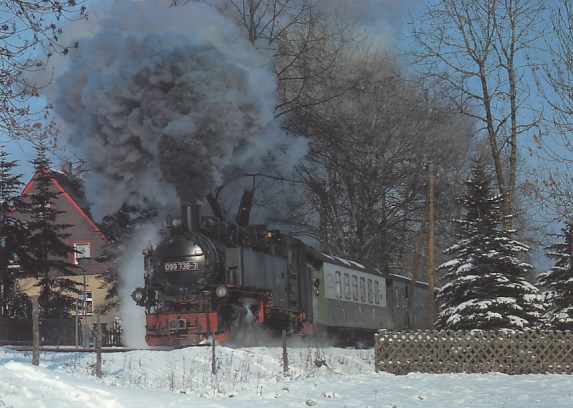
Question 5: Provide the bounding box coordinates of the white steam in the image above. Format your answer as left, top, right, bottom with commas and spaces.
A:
117, 223, 161, 349
54, 0, 307, 219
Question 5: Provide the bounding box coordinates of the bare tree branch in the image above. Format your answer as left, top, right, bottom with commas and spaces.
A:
408, 0, 547, 230
0, 0, 86, 142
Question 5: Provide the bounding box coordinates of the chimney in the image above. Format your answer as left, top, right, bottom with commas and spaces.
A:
181, 204, 202, 233
61, 161, 72, 176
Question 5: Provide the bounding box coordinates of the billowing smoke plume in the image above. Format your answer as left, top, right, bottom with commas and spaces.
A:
46, 1, 308, 346
54, 0, 307, 218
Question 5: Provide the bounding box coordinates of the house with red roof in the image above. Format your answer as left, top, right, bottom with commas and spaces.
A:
13, 162, 120, 344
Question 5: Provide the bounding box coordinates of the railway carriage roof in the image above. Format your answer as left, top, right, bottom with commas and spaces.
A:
306, 247, 386, 278
388, 273, 429, 287
306, 247, 435, 288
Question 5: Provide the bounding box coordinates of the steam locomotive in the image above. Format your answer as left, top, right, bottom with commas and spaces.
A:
131, 204, 431, 347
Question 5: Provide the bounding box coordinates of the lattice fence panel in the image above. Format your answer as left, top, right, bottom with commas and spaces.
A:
375, 330, 573, 375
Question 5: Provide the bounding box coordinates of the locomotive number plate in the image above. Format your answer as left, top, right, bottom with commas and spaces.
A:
164, 261, 198, 272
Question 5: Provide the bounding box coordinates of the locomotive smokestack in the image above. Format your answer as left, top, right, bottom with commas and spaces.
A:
182, 204, 202, 233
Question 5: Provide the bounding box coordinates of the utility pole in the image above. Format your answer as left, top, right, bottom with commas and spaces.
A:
427, 162, 435, 327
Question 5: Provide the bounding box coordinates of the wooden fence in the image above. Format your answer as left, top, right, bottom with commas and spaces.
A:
375, 330, 573, 375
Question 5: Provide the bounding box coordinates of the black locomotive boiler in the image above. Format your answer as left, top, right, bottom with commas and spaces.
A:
131, 204, 431, 347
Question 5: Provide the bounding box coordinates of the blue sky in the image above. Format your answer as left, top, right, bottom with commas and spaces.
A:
1, 0, 563, 242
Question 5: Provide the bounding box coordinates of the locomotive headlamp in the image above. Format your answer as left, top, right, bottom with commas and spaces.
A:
131, 288, 146, 305
215, 285, 228, 298
171, 217, 182, 228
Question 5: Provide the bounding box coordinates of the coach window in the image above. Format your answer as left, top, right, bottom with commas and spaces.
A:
352, 275, 358, 301
360, 277, 366, 302
344, 273, 350, 300
374, 281, 380, 304
335, 271, 342, 298
367, 279, 373, 303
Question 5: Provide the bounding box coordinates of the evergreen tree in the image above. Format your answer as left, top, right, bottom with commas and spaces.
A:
436, 158, 541, 330
23, 139, 80, 318
0, 145, 31, 317
537, 221, 573, 329
96, 199, 157, 313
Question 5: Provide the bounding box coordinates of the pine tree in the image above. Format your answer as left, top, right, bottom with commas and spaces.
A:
23, 139, 80, 319
537, 221, 573, 329
436, 158, 541, 330
0, 145, 32, 317
96, 200, 157, 312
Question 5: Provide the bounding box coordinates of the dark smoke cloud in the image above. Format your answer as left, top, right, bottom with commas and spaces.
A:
52, 0, 307, 219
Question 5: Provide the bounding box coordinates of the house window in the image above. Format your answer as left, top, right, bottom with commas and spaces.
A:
74, 242, 91, 264
78, 291, 93, 316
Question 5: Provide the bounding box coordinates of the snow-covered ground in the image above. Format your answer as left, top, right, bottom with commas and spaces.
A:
1, 345, 572, 407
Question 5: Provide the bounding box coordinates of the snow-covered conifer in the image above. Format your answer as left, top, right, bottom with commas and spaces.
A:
436, 157, 542, 330
537, 221, 573, 329
0, 146, 32, 317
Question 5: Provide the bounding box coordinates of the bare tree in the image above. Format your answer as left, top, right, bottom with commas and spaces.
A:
207, 0, 354, 118
0, 1, 86, 142
225, 0, 311, 46
273, 3, 358, 119
535, 0, 573, 219
209, 1, 474, 271
283, 50, 474, 271
409, 0, 547, 230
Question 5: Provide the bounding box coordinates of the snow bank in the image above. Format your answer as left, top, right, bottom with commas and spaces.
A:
1, 346, 573, 407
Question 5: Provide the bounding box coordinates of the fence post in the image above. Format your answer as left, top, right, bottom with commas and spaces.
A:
211, 332, 216, 375
282, 330, 289, 374
32, 296, 40, 366
374, 331, 380, 373
95, 314, 102, 378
